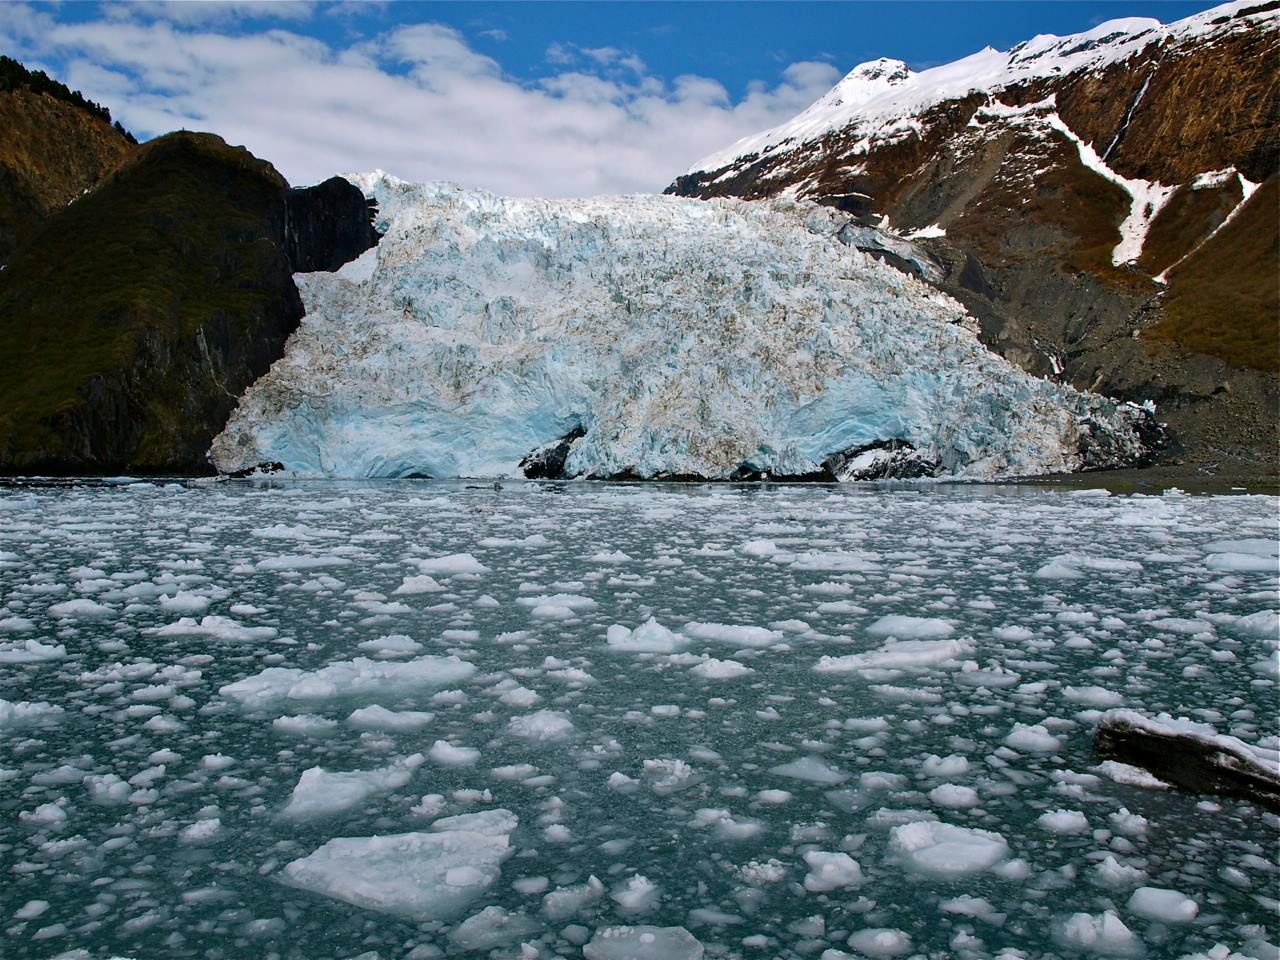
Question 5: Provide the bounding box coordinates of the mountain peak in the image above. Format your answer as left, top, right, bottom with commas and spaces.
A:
821, 57, 912, 110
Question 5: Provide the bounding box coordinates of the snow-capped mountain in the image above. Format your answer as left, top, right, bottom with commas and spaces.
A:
209, 174, 1157, 480
668, 1, 1279, 474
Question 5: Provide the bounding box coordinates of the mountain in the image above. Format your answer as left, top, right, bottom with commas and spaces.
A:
0, 131, 379, 474
667, 1, 1279, 476
0, 56, 137, 267
209, 174, 1159, 481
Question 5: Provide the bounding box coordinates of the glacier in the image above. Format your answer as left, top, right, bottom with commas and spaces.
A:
209, 173, 1155, 480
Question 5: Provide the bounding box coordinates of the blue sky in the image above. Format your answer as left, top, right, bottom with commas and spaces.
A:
2, 1, 1223, 194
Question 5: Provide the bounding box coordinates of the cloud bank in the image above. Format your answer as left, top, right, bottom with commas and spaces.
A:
1, 3, 840, 195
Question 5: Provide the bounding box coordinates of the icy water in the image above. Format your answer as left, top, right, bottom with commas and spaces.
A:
1, 480, 1277, 960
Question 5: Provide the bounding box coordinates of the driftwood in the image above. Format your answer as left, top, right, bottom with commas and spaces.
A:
1095, 710, 1280, 813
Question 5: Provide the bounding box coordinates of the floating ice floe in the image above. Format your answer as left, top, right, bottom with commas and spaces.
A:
413, 553, 489, 576
346, 704, 434, 731
681, 621, 783, 648
507, 710, 575, 742
607, 618, 686, 653
219, 655, 476, 710
814, 637, 971, 673
768, 756, 849, 784
1127, 886, 1199, 923
888, 821, 1009, 878
281, 754, 424, 818
0, 698, 64, 728
281, 809, 516, 920
151, 615, 278, 642
0, 638, 66, 663
583, 925, 703, 960
1054, 910, 1140, 957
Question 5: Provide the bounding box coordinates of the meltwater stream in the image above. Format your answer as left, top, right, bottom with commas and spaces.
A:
0, 481, 1276, 960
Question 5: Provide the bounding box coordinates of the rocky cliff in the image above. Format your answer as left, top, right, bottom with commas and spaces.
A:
0, 132, 379, 474
668, 1, 1279, 476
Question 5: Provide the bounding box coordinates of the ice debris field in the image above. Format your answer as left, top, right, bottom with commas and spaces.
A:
0, 480, 1277, 960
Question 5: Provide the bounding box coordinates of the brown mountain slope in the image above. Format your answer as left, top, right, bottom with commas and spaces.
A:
668, 4, 1279, 475
0, 60, 137, 266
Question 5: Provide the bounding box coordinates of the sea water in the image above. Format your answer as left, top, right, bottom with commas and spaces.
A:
0, 480, 1276, 960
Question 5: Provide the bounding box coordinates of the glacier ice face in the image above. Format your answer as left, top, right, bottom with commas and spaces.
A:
210, 174, 1152, 480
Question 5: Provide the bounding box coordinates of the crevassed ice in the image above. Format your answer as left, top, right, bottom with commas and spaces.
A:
210, 176, 1150, 480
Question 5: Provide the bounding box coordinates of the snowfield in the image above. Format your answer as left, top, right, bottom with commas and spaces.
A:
210, 176, 1154, 479
0, 479, 1276, 959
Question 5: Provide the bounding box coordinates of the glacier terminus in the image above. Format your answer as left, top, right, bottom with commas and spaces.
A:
210, 175, 1159, 481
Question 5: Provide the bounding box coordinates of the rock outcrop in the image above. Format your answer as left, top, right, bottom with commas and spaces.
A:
668, 2, 1279, 477
0, 132, 379, 474
1095, 709, 1280, 812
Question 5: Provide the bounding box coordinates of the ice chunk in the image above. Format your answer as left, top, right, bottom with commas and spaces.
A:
815, 638, 970, 672
414, 553, 489, 576
0, 699, 63, 728
689, 657, 754, 679
1037, 809, 1089, 834
449, 905, 541, 949
888, 821, 1009, 878
0, 638, 65, 663
272, 714, 339, 737
393, 574, 444, 595
866, 615, 953, 639
282, 817, 515, 920
584, 926, 704, 960
256, 554, 351, 571
929, 784, 979, 808
1092, 760, 1169, 790
922, 754, 969, 777
282, 754, 424, 818
769, 756, 849, 784
152, 616, 278, 642
507, 710, 575, 742
47, 598, 115, 619
607, 618, 685, 653
1127, 886, 1198, 923
681, 622, 783, 648
802, 851, 863, 891
429, 740, 479, 766
543, 875, 604, 921
611, 875, 660, 912
220, 655, 475, 710
1054, 911, 1140, 956
347, 705, 434, 731
431, 809, 518, 836
847, 928, 912, 957
357, 634, 422, 658
1004, 723, 1062, 753
1064, 685, 1123, 707
1204, 553, 1278, 573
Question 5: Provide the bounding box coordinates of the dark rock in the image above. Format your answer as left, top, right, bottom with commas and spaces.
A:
823, 440, 940, 480
283, 176, 380, 273
1095, 710, 1280, 812
222, 461, 284, 479
521, 426, 586, 479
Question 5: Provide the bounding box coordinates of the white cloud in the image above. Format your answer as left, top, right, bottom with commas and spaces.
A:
6, 5, 840, 195
103, 1, 318, 26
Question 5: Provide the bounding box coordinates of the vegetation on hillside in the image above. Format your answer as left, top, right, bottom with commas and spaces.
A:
0, 132, 303, 472
0, 55, 135, 141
